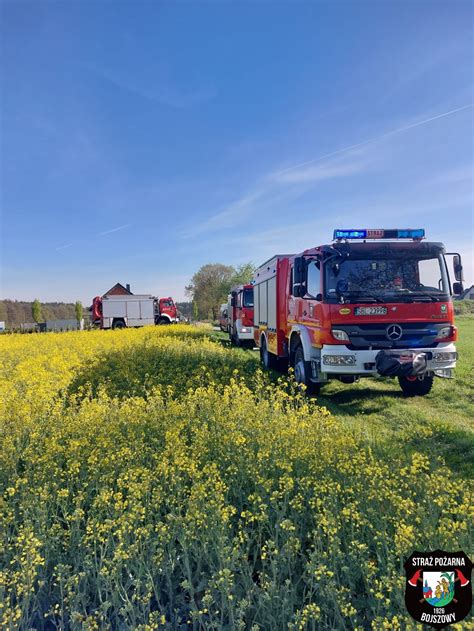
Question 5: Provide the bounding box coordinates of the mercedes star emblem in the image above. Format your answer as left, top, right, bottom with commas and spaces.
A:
386, 324, 403, 341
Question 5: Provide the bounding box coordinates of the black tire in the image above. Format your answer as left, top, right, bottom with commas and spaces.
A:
231, 328, 241, 346
112, 319, 126, 330
157, 317, 170, 325
293, 344, 320, 395
398, 375, 434, 397
260, 336, 277, 369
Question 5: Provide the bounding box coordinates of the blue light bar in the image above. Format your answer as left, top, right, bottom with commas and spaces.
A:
333, 229, 425, 240
333, 229, 367, 239
397, 229, 425, 239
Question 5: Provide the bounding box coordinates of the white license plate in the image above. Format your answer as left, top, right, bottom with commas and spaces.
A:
354, 306, 387, 316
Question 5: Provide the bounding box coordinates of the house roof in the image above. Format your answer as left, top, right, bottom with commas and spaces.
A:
103, 282, 133, 296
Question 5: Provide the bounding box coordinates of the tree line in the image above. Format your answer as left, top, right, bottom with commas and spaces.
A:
0, 300, 85, 327
185, 262, 255, 320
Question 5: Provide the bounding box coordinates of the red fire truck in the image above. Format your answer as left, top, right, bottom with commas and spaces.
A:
253, 229, 463, 396
228, 283, 254, 346
91, 295, 178, 329
219, 303, 229, 332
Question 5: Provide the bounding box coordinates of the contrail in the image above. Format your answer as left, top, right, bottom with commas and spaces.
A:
274, 103, 473, 177
97, 224, 130, 236
55, 243, 74, 251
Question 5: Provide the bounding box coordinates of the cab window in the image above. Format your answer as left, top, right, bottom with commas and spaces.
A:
243, 288, 254, 307
306, 260, 321, 298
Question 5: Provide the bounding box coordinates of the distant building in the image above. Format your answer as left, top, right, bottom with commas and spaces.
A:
456, 284, 474, 300
46, 319, 84, 331
103, 282, 133, 297
20, 322, 38, 332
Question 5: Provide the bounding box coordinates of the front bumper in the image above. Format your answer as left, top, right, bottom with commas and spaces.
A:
319, 343, 457, 376
237, 326, 254, 341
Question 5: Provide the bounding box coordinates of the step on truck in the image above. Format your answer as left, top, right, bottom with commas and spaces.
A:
228, 283, 255, 346
253, 229, 463, 396
92, 295, 178, 329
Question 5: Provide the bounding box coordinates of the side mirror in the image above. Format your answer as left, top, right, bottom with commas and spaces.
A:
230, 291, 237, 307
292, 284, 305, 298
293, 256, 307, 297
453, 282, 463, 296
453, 255, 464, 281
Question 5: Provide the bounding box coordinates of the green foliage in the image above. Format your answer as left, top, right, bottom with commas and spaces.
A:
186, 263, 234, 320
226, 262, 256, 293
175, 301, 193, 320
74, 300, 83, 324
31, 298, 42, 323
454, 299, 474, 316
186, 262, 255, 321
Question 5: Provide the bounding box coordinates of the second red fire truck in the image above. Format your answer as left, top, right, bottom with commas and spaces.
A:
228, 283, 255, 346
253, 229, 463, 396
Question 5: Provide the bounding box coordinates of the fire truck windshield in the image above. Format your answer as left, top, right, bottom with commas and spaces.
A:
324, 253, 450, 303
243, 288, 254, 308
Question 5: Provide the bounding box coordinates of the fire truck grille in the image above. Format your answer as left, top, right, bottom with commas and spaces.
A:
336, 322, 449, 350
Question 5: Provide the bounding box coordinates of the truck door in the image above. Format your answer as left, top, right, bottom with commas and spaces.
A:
301, 259, 323, 347
288, 265, 297, 324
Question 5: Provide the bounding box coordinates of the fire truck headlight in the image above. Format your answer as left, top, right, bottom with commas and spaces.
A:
436, 326, 454, 339
323, 354, 356, 366
332, 329, 350, 342
433, 351, 457, 363
241, 327, 251, 333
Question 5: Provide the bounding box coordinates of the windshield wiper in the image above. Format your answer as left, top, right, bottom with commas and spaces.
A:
386, 292, 442, 303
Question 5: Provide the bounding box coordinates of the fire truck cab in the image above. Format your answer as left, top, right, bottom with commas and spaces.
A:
228, 283, 255, 346
156, 297, 178, 325
254, 229, 463, 396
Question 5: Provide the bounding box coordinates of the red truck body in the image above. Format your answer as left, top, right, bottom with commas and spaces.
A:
253, 229, 463, 396
228, 283, 254, 346
157, 297, 178, 324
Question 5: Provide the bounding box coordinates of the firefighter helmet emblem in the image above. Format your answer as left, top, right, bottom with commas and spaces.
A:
404, 550, 472, 628
386, 324, 403, 341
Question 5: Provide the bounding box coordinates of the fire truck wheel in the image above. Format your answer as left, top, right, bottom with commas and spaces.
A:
231, 330, 240, 346
398, 375, 433, 396
157, 317, 170, 325
112, 319, 126, 330
294, 345, 319, 395
260, 337, 277, 369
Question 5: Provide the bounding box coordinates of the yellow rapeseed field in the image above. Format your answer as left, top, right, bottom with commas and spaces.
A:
0, 325, 472, 630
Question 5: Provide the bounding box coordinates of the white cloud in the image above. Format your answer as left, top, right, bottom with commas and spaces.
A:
269, 150, 370, 184
184, 102, 473, 240
184, 149, 373, 238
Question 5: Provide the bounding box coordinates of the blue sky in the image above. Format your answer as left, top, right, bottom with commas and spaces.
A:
1, 0, 473, 303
